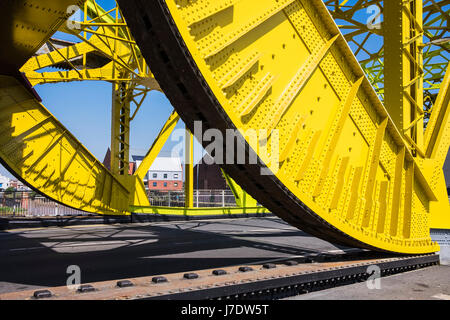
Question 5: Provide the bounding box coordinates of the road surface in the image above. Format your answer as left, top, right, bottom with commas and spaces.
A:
0, 216, 351, 294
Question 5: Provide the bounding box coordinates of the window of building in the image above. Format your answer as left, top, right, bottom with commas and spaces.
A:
174, 174, 178, 179
164, 182, 168, 187
164, 173, 168, 179
174, 183, 178, 187
153, 173, 157, 179
153, 182, 157, 187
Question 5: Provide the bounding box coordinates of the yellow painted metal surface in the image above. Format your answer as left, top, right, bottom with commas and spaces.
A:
385, 0, 424, 154
423, 64, 450, 229
184, 130, 194, 208
20, 2, 161, 88
0, 0, 84, 73
131, 205, 270, 216
0, 0, 449, 253
134, 111, 180, 181
7, 1, 162, 212
222, 169, 258, 208
0, 75, 130, 215
117, 0, 449, 254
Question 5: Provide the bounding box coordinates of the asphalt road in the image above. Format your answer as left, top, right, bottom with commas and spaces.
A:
0, 217, 351, 294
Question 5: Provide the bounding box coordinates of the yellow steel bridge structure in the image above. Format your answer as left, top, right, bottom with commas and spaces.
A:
0, 0, 449, 254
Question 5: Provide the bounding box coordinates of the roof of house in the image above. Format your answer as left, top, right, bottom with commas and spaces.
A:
103, 148, 111, 170
132, 155, 145, 162
133, 156, 182, 172
150, 157, 182, 172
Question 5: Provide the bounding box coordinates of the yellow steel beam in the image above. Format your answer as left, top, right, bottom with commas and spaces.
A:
0, 0, 84, 73
15, 1, 162, 211
118, 0, 444, 253
385, 0, 425, 154
131, 205, 270, 216
134, 111, 180, 181
423, 64, 450, 229
111, 80, 131, 178
0, 75, 129, 215
184, 129, 194, 208
0, 0, 267, 218
20, 1, 160, 90
1, 0, 449, 253
221, 169, 258, 208
425, 64, 450, 164
125, 91, 180, 209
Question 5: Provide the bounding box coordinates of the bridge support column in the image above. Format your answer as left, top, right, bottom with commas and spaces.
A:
185, 129, 194, 208
111, 81, 131, 178
385, 0, 424, 155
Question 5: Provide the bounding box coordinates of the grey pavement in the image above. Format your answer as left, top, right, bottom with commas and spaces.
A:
2, 216, 448, 300
285, 265, 450, 300
0, 217, 349, 294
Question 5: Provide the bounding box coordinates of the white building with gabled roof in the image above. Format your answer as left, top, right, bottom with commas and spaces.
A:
132, 155, 183, 191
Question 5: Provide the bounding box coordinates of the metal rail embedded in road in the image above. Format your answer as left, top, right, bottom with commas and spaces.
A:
0, 252, 439, 300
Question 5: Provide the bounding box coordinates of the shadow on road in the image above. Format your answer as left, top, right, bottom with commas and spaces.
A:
0, 218, 349, 291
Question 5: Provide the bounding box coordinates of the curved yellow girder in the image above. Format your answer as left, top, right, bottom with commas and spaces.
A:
0, 75, 131, 214
117, 0, 449, 253
0, 0, 448, 254
0, 0, 164, 214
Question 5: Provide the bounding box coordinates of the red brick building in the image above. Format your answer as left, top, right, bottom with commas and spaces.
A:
193, 154, 228, 190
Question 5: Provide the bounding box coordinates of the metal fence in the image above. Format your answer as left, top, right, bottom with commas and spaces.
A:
0, 189, 243, 217
148, 190, 238, 207
0, 192, 89, 217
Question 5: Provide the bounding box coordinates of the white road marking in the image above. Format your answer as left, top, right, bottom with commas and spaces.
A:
9, 247, 43, 252
1, 216, 277, 234
8, 239, 156, 251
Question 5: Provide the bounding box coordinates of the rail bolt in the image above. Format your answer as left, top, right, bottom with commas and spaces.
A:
152, 276, 168, 284
239, 266, 254, 272
212, 269, 227, 276
33, 290, 52, 299
117, 280, 134, 288
77, 285, 95, 293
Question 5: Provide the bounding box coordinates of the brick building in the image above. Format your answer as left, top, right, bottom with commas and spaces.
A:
193, 154, 228, 190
